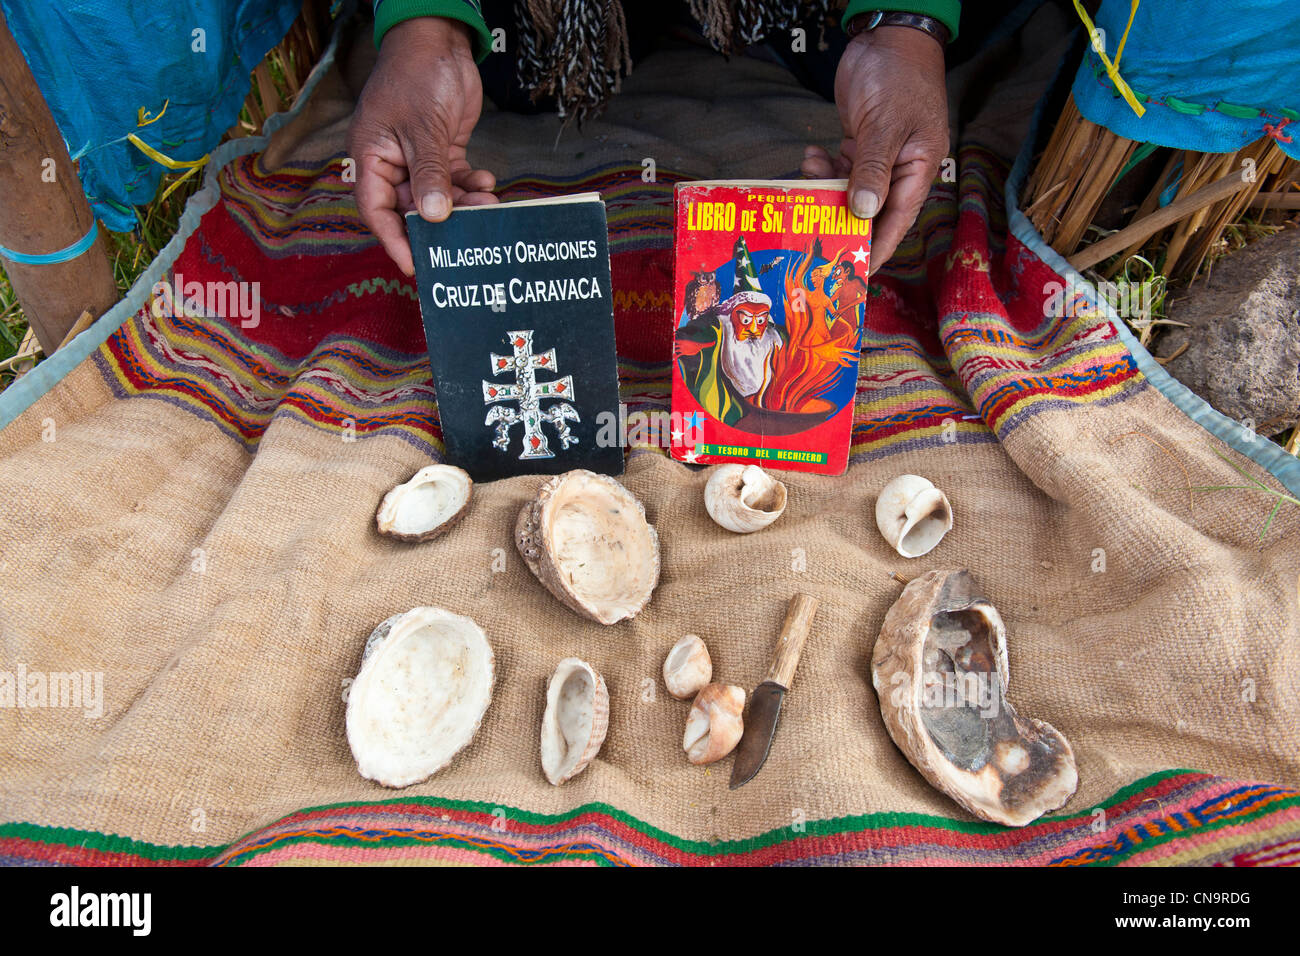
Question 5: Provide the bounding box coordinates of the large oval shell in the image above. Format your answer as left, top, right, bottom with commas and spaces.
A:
346, 606, 495, 788
704, 464, 787, 533
871, 569, 1077, 826
874, 474, 953, 558
515, 469, 660, 625
376, 464, 473, 542
540, 657, 609, 785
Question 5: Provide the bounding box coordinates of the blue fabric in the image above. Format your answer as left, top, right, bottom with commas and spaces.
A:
1072, 0, 1300, 160
1, 0, 301, 232
0, 14, 343, 434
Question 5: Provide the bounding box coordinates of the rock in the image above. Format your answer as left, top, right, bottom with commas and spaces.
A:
1156, 228, 1300, 436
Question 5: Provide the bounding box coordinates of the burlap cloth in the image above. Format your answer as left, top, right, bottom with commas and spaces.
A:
0, 7, 1296, 859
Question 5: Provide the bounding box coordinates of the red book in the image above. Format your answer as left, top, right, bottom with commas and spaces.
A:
669, 180, 871, 475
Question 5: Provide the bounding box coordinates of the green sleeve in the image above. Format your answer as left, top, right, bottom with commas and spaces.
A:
842, 0, 961, 42
372, 0, 494, 61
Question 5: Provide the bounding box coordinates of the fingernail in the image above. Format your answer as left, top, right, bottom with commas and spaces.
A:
421, 192, 450, 221
851, 189, 880, 219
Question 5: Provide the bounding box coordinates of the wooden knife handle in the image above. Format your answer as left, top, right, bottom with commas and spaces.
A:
765, 593, 820, 689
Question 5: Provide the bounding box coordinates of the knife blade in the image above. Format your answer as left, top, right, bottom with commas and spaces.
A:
730, 592, 820, 789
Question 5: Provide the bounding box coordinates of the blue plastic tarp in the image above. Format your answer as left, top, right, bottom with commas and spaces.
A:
1, 0, 301, 232
1072, 0, 1300, 160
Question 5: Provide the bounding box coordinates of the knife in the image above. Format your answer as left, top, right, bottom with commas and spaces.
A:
729, 592, 820, 789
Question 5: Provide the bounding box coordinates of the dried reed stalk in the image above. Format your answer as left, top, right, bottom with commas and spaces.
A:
279, 21, 307, 99
1179, 141, 1288, 277
1023, 93, 1135, 254
1251, 191, 1300, 210
1101, 150, 1180, 277
241, 87, 266, 132
254, 62, 282, 119
1069, 172, 1253, 273
1160, 151, 1231, 275
1028, 89, 1300, 279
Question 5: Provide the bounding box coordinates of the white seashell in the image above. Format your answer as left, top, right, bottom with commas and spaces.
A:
872, 569, 1078, 826
662, 634, 713, 699
540, 657, 609, 785
346, 606, 495, 788
704, 464, 787, 533
683, 683, 745, 765
516, 469, 660, 625
874, 474, 953, 558
376, 464, 472, 542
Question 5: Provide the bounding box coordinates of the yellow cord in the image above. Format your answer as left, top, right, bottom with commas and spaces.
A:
136, 99, 170, 127
127, 133, 210, 170
129, 98, 209, 202
157, 163, 202, 204
1114, 0, 1139, 69
1073, 0, 1146, 118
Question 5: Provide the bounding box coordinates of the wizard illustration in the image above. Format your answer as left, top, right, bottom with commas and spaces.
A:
675, 235, 861, 431
675, 236, 784, 424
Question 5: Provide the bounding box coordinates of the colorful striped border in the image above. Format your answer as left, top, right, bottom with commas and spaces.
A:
2, 771, 1297, 866
93, 300, 442, 452
66, 136, 1153, 477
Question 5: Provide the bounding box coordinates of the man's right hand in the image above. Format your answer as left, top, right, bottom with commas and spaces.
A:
347, 17, 498, 276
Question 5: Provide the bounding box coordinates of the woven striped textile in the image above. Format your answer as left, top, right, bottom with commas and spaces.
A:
3, 770, 1296, 866
91, 152, 1143, 463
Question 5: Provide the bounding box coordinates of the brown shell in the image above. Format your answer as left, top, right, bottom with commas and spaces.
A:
515, 469, 660, 625
375, 465, 473, 543
871, 569, 1078, 827
540, 657, 610, 785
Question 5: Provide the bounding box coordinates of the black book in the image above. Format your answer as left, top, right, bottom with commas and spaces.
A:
405, 193, 624, 481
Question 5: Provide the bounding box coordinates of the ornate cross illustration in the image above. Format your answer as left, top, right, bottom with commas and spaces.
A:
482, 329, 580, 459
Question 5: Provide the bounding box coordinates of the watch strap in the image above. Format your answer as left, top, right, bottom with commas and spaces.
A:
846, 10, 952, 46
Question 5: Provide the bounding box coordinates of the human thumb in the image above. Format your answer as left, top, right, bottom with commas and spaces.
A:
406, 122, 454, 223
847, 117, 906, 221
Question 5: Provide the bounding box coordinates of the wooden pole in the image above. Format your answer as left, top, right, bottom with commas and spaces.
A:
1068, 173, 1254, 273
1250, 191, 1300, 210
0, 8, 118, 353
